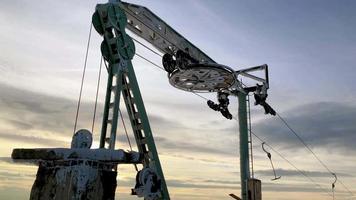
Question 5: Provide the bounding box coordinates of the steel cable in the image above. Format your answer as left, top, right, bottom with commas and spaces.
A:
130, 36, 353, 198
73, 23, 93, 135
91, 56, 103, 133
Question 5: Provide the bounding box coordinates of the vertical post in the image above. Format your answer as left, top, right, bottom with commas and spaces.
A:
238, 92, 250, 200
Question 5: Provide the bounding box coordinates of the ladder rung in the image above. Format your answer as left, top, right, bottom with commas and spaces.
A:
109, 103, 115, 108
133, 112, 140, 119
148, 152, 153, 158
107, 119, 113, 124
134, 123, 143, 131
111, 86, 117, 91
138, 138, 147, 145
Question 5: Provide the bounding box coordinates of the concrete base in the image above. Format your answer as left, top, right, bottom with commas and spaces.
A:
30, 162, 117, 200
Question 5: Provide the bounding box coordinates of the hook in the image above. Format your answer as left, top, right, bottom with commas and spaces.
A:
332, 173, 337, 189
262, 142, 281, 181
332, 173, 337, 200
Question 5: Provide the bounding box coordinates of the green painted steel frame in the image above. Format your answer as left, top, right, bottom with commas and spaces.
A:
93, 2, 170, 200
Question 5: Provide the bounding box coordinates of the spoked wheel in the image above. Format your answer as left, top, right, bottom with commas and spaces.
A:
168, 63, 236, 93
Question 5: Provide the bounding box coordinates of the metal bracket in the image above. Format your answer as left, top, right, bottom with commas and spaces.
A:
234, 64, 269, 92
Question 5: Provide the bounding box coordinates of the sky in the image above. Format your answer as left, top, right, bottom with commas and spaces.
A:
0, 0, 356, 200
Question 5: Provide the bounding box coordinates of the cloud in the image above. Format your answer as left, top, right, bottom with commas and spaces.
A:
0, 157, 13, 164
0, 83, 232, 156
262, 182, 330, 194
255, 168, 352, 178
1, 119, 33, 130
0, 132, 66, 147
167, 179, 238, 190
154, 136, 233, 155
249, 101, 356, 152
0, 170, 34, 181
0, 83, 82, 135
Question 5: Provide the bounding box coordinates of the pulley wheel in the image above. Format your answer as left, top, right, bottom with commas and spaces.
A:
169, 63, 236, 93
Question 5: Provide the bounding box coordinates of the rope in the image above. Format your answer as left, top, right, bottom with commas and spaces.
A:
250, 130, 333, 197
134, 52, 335, 198
129, 41, 355, 198
73, 23, 93, 135
275, 112, 354, 196
192, 92, 209, 101
132, 37, 162, 57
91, 57, 103, 133
135, 53, 165, 70
119, 108, 138, 172
276, 112, 334, 173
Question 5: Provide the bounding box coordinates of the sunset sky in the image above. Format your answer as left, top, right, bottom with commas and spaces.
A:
0, 0, 356, 200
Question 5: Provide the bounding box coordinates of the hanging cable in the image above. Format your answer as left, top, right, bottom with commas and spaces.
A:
91, 57, 103, 133
252, 131, 332, 197
135, 53, 164, 70
275, 112, 354, 197
276, 112, 333, 173
73, 23, 93, 135
130, 46, 342, 198
118, 108, 138, 172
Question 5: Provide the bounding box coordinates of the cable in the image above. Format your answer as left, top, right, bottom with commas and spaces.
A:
275, 112, 355, 197
276, 112, 333, 173
250, 130, 333, 197
73, 23, 93, 135
118, 108, 138, 172
190, 89, 333, 197
192, 92, 209, 101
132, 37, 162, 57
91, 56, 103, 133
135, 53, 165, 70
136, 54, 334, 198
129, 38, 353, 195
134, 52, 212, 102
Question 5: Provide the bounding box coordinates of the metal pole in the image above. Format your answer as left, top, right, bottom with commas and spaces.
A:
238, 92, 250, 200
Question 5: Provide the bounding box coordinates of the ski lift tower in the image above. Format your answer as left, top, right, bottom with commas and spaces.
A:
11, 0, 272, 199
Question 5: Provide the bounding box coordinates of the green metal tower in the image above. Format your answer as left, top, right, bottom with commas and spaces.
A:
92, 2, 170, 199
